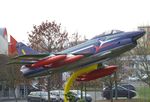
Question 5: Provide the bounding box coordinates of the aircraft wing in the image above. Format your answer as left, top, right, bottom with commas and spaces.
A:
9, 54, 85, 69
12, 53, 92, 60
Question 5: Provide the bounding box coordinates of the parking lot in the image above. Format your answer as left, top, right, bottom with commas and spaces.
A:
0, 91, 101, 102
0, 90, 140, 102
1, 99, 27, 102
0, 97, 141, 102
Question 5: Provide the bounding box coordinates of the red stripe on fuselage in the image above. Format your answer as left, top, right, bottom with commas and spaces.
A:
95, 43, 112, 53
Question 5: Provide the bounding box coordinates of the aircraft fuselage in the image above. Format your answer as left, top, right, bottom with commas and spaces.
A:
21, 30, 145, 78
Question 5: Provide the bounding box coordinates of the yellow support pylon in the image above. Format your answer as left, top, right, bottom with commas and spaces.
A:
64, 64, 98, 102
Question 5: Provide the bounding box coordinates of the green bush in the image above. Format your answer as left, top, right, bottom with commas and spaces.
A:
65, 91, 76, 102
137, 87, 150, 102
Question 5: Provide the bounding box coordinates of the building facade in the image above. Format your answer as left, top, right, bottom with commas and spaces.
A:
138, 26, 150, 41
0, 28, 8, 55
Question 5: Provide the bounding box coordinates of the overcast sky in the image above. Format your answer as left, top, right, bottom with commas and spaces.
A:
0, 0, 150, 43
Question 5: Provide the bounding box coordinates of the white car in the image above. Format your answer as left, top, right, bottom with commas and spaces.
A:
27, 91, 62, 102
70, 90, 92, 102
51, 90, 92, 102
50, 90, 64, 102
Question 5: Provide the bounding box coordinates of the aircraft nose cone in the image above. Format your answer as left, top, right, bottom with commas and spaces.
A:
133, 30, 145, 40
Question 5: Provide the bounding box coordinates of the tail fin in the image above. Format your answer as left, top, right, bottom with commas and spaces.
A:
16, 42, 39, 55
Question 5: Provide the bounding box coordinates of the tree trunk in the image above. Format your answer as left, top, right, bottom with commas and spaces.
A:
109, 76, 113, 102
47, 76, 51, 102
80, 82, 83, 99
84, 83, 87, 99
13, 86, 17, 102
114, 72, 118, 100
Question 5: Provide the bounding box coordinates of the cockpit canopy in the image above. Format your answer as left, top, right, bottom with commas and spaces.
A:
92, 30, 124, 39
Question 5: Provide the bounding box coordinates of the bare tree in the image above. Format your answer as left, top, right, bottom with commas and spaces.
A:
129, 37, 150, 87
92, 56, 131, 87
28, 20, 68, 53
96, 56, 133, 101
68, 32, 87, 48
28, 20, 69, 102
0, 55, 30, 102
0, 54, 9, 82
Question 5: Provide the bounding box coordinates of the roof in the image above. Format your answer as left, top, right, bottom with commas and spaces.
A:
0, 28, 7, 40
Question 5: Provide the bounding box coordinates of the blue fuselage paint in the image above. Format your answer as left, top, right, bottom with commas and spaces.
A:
21, 30, 145, 78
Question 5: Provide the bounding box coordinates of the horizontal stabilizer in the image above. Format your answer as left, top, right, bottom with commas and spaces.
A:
7, 61, 36, 65
13, 54, 50, 60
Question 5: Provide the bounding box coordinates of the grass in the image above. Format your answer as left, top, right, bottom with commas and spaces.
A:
137, 86, 150, 102
96, 99, 143, 102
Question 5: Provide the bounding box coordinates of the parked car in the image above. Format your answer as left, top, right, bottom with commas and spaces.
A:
102, 85, 136, 100
50, 90, 92, 102
70, 90, 92, 102
27, 91, 61, 102
119, 84, 136, 91
50, 90, 65, 102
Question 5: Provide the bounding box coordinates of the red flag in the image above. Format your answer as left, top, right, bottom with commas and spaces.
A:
8, 35, 17, 55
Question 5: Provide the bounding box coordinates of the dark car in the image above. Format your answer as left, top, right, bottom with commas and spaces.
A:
27, 91, 61, 102
119, 84, 136, 91
102, 85, 136, 100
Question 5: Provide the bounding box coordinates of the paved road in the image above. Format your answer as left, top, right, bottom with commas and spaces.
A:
2, 100, 27, 102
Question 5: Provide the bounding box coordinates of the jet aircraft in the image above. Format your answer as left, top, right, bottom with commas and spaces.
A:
9, 30, 145, 79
